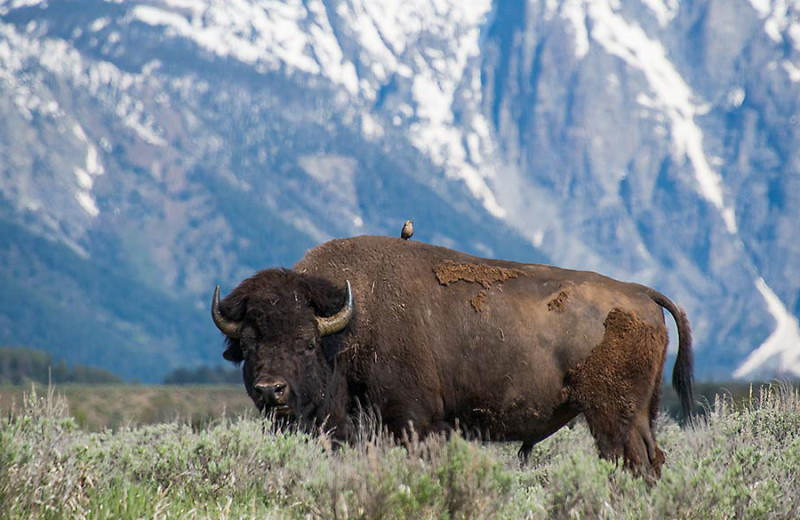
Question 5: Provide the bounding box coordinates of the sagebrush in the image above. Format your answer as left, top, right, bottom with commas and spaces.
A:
1, 384, 798, 519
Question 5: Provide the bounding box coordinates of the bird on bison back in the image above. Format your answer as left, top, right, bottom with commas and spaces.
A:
401, 220, 414, 240
211, 235, 693, 481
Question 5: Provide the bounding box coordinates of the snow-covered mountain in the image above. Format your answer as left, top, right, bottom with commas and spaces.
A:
0, 0, 798, 381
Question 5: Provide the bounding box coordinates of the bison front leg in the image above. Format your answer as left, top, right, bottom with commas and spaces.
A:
517, 403, 580, 465
380, 392, 448, 443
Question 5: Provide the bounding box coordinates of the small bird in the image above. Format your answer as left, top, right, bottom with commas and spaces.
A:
401, 220, 414, 240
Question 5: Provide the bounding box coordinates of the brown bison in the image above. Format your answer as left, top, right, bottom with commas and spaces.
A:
212, 236, 692, 479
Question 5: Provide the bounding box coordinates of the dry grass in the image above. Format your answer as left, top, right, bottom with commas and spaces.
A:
0, 384, 253, 431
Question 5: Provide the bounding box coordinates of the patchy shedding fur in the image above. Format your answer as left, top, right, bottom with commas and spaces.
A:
547, 291, 570, 312
434, 261, 524, 288
435, 261, 524, 313
470, 290, 488, 312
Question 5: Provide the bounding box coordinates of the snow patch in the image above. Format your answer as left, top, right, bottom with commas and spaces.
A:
71, 123, 105, 218
75, 191, 100, 217
640, 0, 679, 27
734, 278, 800, 378
466, 132, 482, 163
782, 59, 800, 82
748, 0, 771, 16
361, 112, 384, 139
74, 167, 93, 190
90, 17, 111, 32
131, 0, 359, 95
587, 1, 738, 234
728, 87, 746, 107
0, 0, 45, 16
560, 1, 590, 58
748, 0, 800, 50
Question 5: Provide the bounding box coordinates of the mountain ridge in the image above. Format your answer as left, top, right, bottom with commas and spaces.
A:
0, 0, 798, 380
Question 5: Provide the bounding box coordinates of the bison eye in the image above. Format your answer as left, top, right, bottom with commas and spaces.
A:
307, 343, 315, 351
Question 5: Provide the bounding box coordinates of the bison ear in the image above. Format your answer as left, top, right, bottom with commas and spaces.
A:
222, 339, 244, 363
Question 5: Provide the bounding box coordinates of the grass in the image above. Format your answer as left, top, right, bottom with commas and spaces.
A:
0, 380, 766, 432
1, 383, 799, 519
0, 384, 253, 431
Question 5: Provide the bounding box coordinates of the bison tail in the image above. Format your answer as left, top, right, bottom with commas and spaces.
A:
647, 288, 694, 419
671, 306, 694, 419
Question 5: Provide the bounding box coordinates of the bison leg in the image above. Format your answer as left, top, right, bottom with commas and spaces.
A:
620, 406, 665, 483
518, 403, 580, 464
567, 308, 668, 479
381, 393, 448, 442
578, 395, 664, 482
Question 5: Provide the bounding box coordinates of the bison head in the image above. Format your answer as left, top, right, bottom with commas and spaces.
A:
211, 269, 353, 427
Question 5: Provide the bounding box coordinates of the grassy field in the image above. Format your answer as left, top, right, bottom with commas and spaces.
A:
0, 384, 254, 431
0, 380, 769, 431
1, 383, 799, 519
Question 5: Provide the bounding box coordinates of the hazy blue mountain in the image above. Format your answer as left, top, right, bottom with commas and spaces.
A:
0, 0, 797, 381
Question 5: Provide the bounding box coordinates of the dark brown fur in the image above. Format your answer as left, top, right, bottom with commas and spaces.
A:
216, 236, 693, 480
218, 269, 354, 430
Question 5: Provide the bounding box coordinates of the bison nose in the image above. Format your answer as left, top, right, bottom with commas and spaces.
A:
254, 378, 290, 406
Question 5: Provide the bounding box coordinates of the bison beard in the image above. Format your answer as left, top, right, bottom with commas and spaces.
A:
212, 236, 693, 481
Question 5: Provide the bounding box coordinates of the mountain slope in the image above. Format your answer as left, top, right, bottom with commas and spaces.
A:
0, 0, 797, 380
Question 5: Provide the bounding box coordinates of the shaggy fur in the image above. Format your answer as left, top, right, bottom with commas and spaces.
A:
215, 236, 693, 479
567, 308, 669, 479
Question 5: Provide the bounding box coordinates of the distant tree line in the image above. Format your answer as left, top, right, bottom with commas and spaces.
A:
162, 364, 240, 385
0, 346, 122, 385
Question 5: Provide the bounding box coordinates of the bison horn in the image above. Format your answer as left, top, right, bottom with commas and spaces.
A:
211, 285, 242, 338
316, 280, 354, 336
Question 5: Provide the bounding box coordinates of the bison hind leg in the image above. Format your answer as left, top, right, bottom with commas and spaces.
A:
623, 408, 665, 483
568, 307, 668, 480
580, 399, 664, 482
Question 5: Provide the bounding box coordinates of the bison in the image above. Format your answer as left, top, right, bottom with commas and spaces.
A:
212, 236, 692, 479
